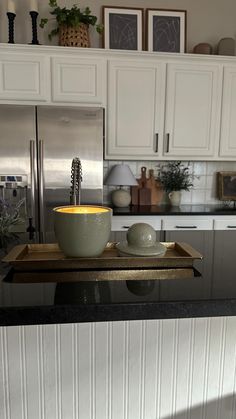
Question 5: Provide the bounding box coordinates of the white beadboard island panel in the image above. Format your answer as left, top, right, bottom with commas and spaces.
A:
1, 318, 236, 419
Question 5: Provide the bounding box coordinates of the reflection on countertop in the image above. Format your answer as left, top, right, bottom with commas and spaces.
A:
1, 267, 236, 326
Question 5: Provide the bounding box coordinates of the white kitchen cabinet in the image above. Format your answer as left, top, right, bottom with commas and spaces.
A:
106, 58, 222, 161
0, 53, 50, 102
3, 44, 236, 162
162, 216, 214, 231
106, 59, 165, 160
219, 65, 236, 158
163, 62, 222, 159
51, 56, 106, 105
214, 217, 236, 230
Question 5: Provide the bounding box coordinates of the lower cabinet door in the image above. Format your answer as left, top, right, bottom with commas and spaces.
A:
212, 231, 236, 297
160, 230, 214, 300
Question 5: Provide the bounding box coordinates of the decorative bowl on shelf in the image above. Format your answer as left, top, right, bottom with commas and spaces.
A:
53, 205, 112, 257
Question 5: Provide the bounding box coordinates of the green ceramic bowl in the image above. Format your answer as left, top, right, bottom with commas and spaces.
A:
53, 205, 112, 257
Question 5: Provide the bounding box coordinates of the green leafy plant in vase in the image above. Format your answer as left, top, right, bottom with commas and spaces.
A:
40, 0, 103, 47
0, 198, 26, 255
158, 161, 195, 206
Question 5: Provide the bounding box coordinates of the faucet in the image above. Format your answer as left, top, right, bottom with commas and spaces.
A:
70, 157, 83, 205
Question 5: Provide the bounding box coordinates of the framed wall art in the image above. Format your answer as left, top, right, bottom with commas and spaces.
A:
103, 6, 144, 51
218, 172, 236, 201
147, 9, 186, 53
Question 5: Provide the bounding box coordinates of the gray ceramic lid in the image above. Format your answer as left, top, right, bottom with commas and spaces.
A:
116, 222, 166, 257
116, 241, 166, 257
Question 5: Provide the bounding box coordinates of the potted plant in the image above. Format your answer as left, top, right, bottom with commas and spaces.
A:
158, 161, 195, 206
40, 0, 103, 47
0, 198, 25, 255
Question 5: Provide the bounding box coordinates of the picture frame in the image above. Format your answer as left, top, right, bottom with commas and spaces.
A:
103, 6, 144, 51
218, 172, 236, 201
147, 9, 186, 53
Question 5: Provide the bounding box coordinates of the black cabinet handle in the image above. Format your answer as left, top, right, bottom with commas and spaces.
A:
175, 225, 197, 229
155, 133, 159, 153
227, 225, 236, 229
122, 226, 130, 229
166, 133, 170, 153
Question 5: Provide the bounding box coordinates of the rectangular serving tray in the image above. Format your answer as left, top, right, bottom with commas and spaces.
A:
3, 242, 202, 274
2, 241, 203, 283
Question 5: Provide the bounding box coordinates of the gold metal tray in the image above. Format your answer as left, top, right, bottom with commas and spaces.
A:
2, 242, 202, 283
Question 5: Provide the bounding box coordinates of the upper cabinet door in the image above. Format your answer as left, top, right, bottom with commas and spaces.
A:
51, 56, 106, 105
0, 54, 49, 101
163, 62, 222, 159
106, 59, 165, 160
219, 66, 236, 158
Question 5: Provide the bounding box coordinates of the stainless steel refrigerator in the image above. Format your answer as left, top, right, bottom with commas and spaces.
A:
0, 105, 104, 243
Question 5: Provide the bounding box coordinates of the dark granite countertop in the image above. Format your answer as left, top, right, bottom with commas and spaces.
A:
112, 204, 236, 216
1, 203, 236, 327
1, 263, 236, 326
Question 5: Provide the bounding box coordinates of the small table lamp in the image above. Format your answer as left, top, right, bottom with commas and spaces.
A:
104, 164, 138, 207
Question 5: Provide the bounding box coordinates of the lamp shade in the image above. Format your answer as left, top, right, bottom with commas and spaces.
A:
104, 164, 138, 186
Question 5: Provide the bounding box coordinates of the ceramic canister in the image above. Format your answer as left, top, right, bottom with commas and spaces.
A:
53, 205, 112, 257
168, 190, 182, 206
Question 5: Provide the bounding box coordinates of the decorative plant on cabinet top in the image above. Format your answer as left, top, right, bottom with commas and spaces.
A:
40, 0, 103, 47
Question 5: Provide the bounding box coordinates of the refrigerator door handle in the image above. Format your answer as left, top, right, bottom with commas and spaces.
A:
39, 139, 45, 242
30, 140, 36, 222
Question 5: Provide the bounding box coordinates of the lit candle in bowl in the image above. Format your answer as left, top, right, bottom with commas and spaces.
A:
7, 0, 15, 14
30, 0, 38, 12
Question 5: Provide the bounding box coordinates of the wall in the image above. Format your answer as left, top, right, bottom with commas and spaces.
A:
1, 317, 236, 419
103, 160, 236, 205
0, 0, 236, 52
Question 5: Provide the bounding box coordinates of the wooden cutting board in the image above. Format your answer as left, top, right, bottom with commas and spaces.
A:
145, 169, 164, 205
131, 167, 163, 206
138, 167, 151, 205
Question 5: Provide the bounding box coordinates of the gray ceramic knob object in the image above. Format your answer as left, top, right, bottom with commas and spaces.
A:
116, 222, 166, 257
127, 223, 156, 247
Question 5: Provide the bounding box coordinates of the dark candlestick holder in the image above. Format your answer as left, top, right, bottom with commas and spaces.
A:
29, 11, 39, 45
7, 12, 16, 44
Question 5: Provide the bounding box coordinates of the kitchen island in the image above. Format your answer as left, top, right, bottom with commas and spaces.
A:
1, 203, 236, 327
2, 253, 236, 419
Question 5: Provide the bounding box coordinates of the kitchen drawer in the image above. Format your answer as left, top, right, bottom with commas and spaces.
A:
111, 216, 161, 231
214, 217, 236, 230
162, 217, 213, 231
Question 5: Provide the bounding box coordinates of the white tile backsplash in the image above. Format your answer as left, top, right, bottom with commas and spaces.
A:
193, 175, 207, 189
193, 161, 207, 175
180, 189, 192, 204
103, 160, 236, 205
191, 189, 206, 204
